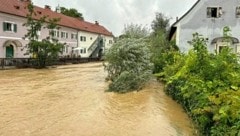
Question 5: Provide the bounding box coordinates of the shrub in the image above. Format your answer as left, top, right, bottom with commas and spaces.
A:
104, 37, 153, 93
159, 32, 240, 135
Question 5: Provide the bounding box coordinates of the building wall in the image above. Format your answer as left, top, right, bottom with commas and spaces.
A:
77, 31, 114, 57
40, 25, 78, 57
0, 12, 101, 58
0, 13, 29, 58
176, 0, 240, 53
104, 35, 114, 52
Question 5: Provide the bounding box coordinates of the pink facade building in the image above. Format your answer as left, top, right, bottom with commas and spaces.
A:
0, 0, 114, 58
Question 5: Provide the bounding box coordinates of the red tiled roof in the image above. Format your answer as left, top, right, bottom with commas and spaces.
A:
0, 0, 113, 36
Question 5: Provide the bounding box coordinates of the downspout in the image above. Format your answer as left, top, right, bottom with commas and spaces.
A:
77, 30, 79, 47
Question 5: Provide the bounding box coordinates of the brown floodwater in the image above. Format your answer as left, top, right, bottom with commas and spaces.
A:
0, 63, 196, 136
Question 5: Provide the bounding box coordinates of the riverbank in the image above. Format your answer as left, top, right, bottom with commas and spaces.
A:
0, 57, 100, 70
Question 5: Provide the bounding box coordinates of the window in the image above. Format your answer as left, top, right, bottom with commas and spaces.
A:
53, 31, 57, 37
66, 45, 68, 53
109, 40, 113, 44
207, 7, 222, 18
61, 31, 66, 38
71, 33, 77, 39
236, 6, 240, 18
50, 30, 59, 37
62, 45, 69, 53
80, 48, 86, 54
219, 46, 228, 53
3, 22, 17, 32
80, 36, 86, 42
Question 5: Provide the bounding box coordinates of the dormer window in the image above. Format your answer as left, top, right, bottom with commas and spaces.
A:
37, 11, 42, 15
14, 5, 20, 10
236, 6, 240, 18
207, 7, 222, 18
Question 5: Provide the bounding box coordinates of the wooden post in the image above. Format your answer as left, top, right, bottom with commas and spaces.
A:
1, 59, 4, 69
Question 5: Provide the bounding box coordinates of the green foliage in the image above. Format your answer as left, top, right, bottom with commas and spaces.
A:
24, 2, 64, 68
59, 7, 84, 20
149, 12, 177, 74
151, 12, 170, 35
158, 31, 240, 135
104, 25, 153, 92
150, 30, 179, 74
120, 24, 150, 39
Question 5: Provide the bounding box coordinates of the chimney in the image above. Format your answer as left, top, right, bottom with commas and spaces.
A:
56, 4, 61, 13
176, 17, 178, 21
45, 5, 51, 10
95, 21, 99, 25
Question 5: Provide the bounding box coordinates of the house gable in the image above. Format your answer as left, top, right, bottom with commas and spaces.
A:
169, 0, 240, 53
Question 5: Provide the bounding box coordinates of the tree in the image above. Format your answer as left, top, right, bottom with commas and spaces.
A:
150, 13, 177, 73
119, 24, 150, 39
150, 30, 175, 73
58, 7, 84, 20
104, 24, 153, 93
24, 2, 64, 68
151, 12, 171, 35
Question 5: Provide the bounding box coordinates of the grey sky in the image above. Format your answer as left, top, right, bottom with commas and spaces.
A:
32, 0, 197, 36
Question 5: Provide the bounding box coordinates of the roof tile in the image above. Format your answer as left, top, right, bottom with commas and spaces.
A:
0, 0, 113, 36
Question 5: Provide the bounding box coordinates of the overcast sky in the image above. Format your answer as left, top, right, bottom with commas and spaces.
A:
32, 0, 197, 36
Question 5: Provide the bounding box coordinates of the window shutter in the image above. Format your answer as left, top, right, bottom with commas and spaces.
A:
236, 7, 240, 17
3, 22, 7, 31
14, 24, 17, 32
207, 7, 211, 18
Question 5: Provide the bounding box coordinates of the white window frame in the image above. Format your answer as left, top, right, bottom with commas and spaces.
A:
3, 21, 17, 32
216, 42, 232, 53
61, 31, 67, 39
80, 36, 86, 42
207, 7, 222, 18
71, 33, 77, 39
51, 30, 59, 38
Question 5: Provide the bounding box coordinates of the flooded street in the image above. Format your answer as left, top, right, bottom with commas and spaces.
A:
0, 63, 195, 136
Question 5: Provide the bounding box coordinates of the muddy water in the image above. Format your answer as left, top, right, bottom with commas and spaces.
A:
0, 63, 195, 136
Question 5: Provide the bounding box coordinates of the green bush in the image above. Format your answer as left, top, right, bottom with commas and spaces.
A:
104, 35, 153, 93
158, 32, 240, 135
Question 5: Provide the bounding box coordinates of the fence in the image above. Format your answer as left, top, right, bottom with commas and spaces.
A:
0, 57, 101, 69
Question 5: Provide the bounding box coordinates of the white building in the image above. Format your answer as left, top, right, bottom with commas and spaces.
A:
169, 0, 240, 54
0, 0, 114, 58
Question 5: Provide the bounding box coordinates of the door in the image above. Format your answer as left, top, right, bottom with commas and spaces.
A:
6, 45, 14, 58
